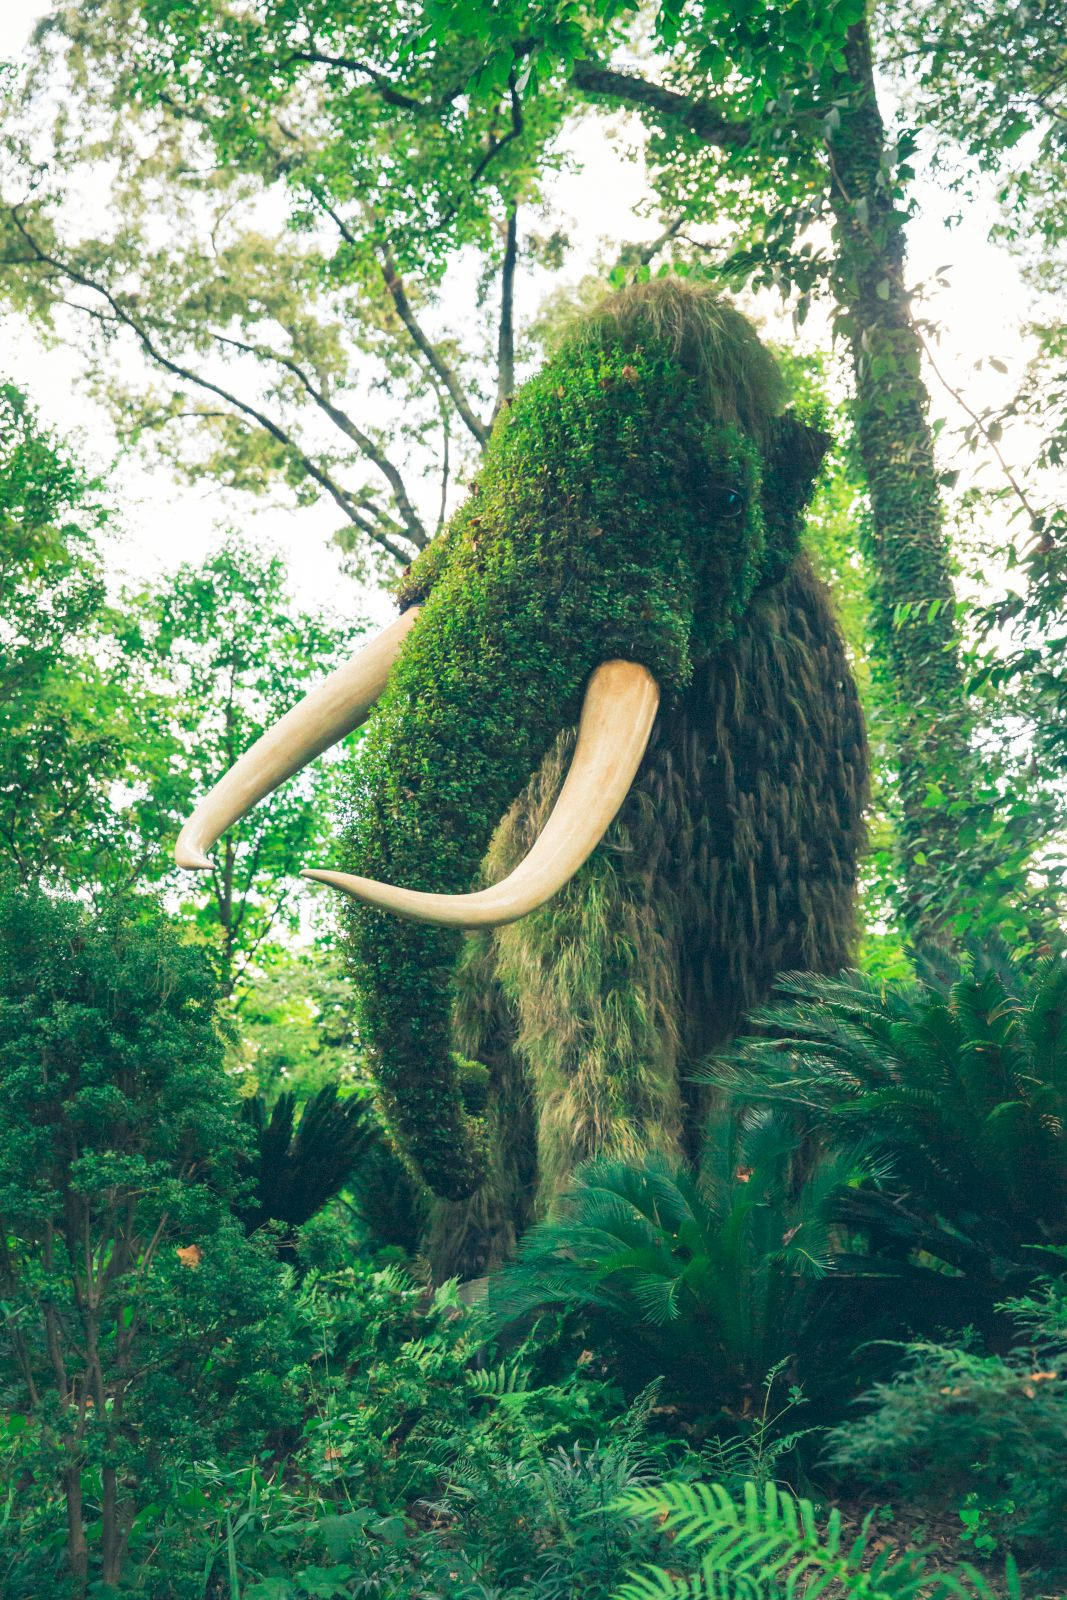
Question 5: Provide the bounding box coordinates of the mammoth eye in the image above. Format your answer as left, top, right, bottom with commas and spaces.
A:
710, 485, 746, 519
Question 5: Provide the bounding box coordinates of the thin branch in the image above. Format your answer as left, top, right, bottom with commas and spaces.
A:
209, 327, 428, 548
493, 206, 518, 423
820, 146, 1041, 530
431, 69, 525, 238
612, 214, 687, 276
7, 209, 413, 564
279, 48, 461, 111
378, 242, 489, 446
920, 336, 1042, 529
468, 70, 525, 196
306, 189, 489, 448
572, 58, 752, 150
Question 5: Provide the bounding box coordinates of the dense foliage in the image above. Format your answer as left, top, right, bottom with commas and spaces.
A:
0, 882, 298, 1592
3, 0, 1045, 939
489, 1115, 880, 1417
708, 946, 1067, 1315
0, 382, 129, 888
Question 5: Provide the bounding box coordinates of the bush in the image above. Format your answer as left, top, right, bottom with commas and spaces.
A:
708, 947, 1067, 1323
825, 1265, 1067, 1575
489, 1111, 880, 1420
121, 1261, 670, 1597
0, 882, 299, 1596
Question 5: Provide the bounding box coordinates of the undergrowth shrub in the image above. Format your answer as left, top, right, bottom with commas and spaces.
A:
611, 1479, 1019, 1600
488, 1111, 881, 1422
825, 1263, 1067, 1577
707, 946, 1067, 1328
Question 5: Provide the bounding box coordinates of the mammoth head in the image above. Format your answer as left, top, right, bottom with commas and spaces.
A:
175, 280, 830, 1199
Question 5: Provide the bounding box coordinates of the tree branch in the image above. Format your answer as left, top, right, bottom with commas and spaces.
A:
305, 188, 490, 448
612, 214, 687, 277
378, 242, 489, 446
493, 206, 518, 423
572, 58, 752, 150
431, 69, 525, 238
279, 48, 461, 112
433, 382, 451, 537
209, 328, 428, 548
7, 208, 414, 565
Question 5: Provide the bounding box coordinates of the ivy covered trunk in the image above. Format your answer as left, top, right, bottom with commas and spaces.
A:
825, 20, 981, 942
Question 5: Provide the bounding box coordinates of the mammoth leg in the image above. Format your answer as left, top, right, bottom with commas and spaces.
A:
478, 731, 686, 1216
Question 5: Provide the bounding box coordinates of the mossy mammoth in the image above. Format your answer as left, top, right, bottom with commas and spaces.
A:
177, 281, 868, 1263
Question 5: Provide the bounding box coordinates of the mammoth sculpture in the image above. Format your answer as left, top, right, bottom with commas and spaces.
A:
177, 280, 868, 1270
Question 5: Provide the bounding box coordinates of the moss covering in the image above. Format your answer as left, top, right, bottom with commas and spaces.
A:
443, 556, 867, 1253
341, 280, 848, 1201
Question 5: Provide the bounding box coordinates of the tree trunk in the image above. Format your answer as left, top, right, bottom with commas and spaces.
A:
63, 1462, 88, 1595
824, 19, 982, 942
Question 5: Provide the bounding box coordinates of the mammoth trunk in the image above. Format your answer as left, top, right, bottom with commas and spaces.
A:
340, 615, 606, 1199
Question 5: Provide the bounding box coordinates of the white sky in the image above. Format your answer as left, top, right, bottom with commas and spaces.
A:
0, 0, 1038, 619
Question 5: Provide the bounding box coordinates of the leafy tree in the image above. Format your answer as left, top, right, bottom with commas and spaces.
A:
225, 940, 360, 1097
6, 0, 1035, 941
881, 0, 1067, 943
0, 1, 555, 574
118, 534, 364, 990
0, 880, 297, 1594
0, 381, 132, 889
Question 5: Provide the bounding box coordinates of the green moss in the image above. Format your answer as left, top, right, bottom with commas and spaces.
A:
341, 280, 840, 1200
449, 557, 868, 1241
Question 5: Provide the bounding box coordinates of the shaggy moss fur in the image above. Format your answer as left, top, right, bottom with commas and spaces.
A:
341, 281, 848, 1201
424, 556, 868, 1271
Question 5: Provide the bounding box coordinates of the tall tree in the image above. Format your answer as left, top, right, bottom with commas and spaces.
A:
881, 0, 1067, 938
0, 380, 132, 888
0, 1, 560, 574
0, 401, 361, 983
1, 0, 1047, 938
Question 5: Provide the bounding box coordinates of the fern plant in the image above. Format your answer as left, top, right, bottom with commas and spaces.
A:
490, 1112, 880, 1416
824, 1263, 1067, 1572
426, 1382, 672, 1599
610, 1480, 1020, 1600
706, 947, 1067, 1302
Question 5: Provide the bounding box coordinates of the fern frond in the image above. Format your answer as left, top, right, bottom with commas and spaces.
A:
611, 1480, 1016, 1600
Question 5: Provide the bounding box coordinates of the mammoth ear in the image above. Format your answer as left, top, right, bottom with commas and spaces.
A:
767, 409, 832, 503
759, 410, 833, 582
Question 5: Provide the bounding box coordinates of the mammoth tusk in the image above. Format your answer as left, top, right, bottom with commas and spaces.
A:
301, 659, 660, 929
174, 606, 421, 870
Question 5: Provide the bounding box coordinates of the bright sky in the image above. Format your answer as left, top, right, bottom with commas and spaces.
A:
0, 0, 1037, 619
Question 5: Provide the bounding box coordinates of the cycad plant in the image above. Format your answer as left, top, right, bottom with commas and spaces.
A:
239, 1083, 375, 1230
706, 947, 1067, 1308
490, 1112, 879, 1417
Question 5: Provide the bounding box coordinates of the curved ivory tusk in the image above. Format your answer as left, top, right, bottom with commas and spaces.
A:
174, 607, 421, 870
301, 659, 660, 929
